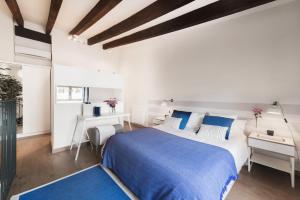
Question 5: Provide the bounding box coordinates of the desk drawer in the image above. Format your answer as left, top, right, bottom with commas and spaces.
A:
248, 138, 295, 156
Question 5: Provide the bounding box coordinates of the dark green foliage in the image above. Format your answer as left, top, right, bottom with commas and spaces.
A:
0, 74, 22, 100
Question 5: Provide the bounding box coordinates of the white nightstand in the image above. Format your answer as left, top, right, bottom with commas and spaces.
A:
248, 132, 296, 188
152, 116, 166, 125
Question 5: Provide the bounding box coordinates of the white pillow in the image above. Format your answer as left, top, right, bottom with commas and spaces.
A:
185, 112, 205, 132
163, 117, 182, 129
197, 124, 228, 141
231, 120, 247, 136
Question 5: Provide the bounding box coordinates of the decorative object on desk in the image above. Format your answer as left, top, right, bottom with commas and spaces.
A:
252, 107, 263, 128
93, 106, 101, 117
266, 101, 299, 160
104, 98, 117, 113
266, 129, 274, 136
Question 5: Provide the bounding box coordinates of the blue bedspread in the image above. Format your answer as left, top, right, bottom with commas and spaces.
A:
102, 128, 238, 200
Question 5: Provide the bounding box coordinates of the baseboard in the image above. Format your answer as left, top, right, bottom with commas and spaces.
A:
17, 131, 50, 139
52, 146, 70, 154
52, 142, 89, 154
124, 121, 146, 128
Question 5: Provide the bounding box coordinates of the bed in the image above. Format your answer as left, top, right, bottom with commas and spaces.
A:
102, 123, 248, 200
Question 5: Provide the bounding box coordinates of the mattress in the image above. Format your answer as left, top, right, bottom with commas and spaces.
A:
102, 127, 248, 200
155, 125, 249, 173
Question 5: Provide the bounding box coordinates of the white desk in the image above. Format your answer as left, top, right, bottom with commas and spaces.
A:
70, 113, 132, 161
248, 132, 295, 188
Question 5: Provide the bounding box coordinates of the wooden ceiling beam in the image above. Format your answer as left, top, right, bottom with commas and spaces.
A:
5, 0, 24, 27
15, 26, 52, 44
46, 0, 63, 34
103, 0, 275, 49
69, 0, 122, 36
88, 0, 196, 45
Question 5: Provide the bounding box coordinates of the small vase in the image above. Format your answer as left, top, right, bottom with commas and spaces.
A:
255, 117, 258, 128
111, 107, 116, 114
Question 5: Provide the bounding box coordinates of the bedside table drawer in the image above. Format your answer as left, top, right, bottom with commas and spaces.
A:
248, 138, 295, 156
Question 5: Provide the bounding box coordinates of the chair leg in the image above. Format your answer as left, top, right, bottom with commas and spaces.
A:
90, 142, 94, 152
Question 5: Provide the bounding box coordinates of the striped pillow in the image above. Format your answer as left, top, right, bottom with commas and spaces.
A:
197, 124, 228, 141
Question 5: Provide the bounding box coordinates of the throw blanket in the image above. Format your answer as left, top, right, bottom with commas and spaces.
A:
102, 128, 238, 200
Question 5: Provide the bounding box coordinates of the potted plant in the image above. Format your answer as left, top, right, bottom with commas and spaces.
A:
0, 73, 22, 101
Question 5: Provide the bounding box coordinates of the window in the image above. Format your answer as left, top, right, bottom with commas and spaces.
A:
71, 87, 83, 100
56, 86, 83, 102
56, 87, 70, 100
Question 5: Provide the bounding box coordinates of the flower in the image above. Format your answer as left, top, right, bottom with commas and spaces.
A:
252, 107, 263, 115
252, 107, 263, 118
104, 98, 117, 108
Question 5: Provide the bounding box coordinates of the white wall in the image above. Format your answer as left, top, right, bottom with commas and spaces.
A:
51, 29, 121, 72
22, 64, 51, 136
119, 1, 300, 120
0, 1, 14, 62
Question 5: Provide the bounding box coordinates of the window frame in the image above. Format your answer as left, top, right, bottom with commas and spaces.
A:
56, 86, 83, 103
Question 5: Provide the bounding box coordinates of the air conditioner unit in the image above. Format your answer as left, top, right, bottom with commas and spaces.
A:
14, 36, 52, 64
15, 45, 51, 60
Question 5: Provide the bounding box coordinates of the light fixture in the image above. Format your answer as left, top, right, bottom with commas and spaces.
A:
67, 35, 74, 40
266, 101, 299, 159
160, 99, 174, 108
68, 34, 87, 45
160, 99, 174, 118
266, 101, 282, 115
163, 98, 174, 103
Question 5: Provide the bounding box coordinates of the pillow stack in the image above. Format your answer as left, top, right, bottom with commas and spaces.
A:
162, 110, 237, 140
163, 117, 183, 129
171, 110, 192, 129
200, 115, 235, 140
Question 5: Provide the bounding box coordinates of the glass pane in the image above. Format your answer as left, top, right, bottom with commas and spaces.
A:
71, 87, 83, 100
56, 87, 70, 100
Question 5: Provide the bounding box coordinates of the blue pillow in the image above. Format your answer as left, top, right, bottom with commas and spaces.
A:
171, 110, 192, 130
201, 115, 234, 140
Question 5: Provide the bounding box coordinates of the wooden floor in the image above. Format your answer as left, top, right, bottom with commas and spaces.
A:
9, 125, 300, 200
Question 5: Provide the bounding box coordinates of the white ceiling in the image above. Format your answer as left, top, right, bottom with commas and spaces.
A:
0, 0, 290, 45
0, 0, 217, 39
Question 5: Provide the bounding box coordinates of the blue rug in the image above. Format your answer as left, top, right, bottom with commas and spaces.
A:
19, 166, 130, 200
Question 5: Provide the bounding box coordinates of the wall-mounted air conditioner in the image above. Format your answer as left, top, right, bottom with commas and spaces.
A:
14, 35, 52, 65
15, 45, 51, 60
